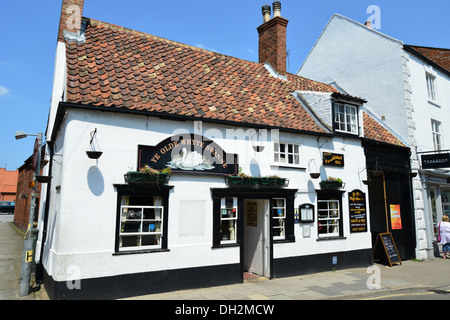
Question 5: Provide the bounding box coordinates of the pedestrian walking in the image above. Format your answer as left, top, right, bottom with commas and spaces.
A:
438, 215, 450, 259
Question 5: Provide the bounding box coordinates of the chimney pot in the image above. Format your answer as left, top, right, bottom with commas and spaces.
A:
257, 1, 289, 75
273, 1, 281, 17
262, 4, 271, 23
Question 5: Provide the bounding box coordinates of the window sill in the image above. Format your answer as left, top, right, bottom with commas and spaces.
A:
270, 164, 306, 170
212, 243, 240, 249
334, 129, 358, 136
113, 248, 170, 255
316, 236, 347, 241
428, 100, 441, 108
274, 237, 295, 244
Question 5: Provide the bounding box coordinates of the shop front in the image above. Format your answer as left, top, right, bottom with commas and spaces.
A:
37, 107, 376, 299
363, 140, 416, 261
420, 166, 450, 256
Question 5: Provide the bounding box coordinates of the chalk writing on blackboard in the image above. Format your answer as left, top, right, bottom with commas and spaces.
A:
374, 232, 402, 267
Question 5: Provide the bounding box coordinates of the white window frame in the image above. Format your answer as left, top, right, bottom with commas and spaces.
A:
220, 197, 238, 244
426, 72, 437, 102
119, 204, 164, 251
317, 199, 340, 238
431, 120, 442, 151
334, 103, 358, 135
273, 198, 286, 240
273, 141, 301, 167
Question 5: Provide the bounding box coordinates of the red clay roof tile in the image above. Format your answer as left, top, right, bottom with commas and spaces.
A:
63, 18, 404, 147
65, 19, 339, 134
363, 112, 405, 147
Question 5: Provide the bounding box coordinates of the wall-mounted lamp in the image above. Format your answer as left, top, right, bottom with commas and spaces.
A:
86, 128, 103, 159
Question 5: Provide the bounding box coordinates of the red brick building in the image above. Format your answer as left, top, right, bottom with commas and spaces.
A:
0, 168, 18, 201
14, 157, 43, 231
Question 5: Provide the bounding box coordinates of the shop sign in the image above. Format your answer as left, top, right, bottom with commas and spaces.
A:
323, 152, 344, 167
348, 189, 367, 233
421, 153, 450, 169
138, 134, 238, 175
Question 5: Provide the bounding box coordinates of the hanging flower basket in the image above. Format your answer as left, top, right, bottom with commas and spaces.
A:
309, 173, 320, 179
125, 172, 169, 184
86, 151, 103, 159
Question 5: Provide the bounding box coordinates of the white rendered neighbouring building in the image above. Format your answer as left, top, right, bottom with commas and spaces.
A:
34, 1, 407, 299
297, 14, 450, 260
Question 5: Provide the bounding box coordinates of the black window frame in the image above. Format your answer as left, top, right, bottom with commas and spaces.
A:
211, 187, 297, 248
113, 184, 173, 255
316, 190, 346, 241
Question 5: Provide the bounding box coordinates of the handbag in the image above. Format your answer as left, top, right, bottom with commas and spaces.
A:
437, 222, 441, 242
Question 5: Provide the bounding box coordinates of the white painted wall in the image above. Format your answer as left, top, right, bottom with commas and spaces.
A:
38, 107, 371, 281
408, 53, 450, 153
298, 14, 409, 143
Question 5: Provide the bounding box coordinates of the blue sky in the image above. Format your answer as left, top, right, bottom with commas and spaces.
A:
0, 0, 449, 171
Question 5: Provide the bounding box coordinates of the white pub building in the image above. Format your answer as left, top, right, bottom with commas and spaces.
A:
35, 1, 406, 299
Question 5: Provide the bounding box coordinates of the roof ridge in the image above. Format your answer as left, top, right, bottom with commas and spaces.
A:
86, 17, 265, 69
85, 17, 337, 93
406, 44, 450, 51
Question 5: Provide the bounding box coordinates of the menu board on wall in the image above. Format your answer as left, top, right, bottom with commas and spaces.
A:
348, 189, 367, 233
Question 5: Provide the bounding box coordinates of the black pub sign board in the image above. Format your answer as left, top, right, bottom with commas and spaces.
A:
348, 189, 367, 233
323, 152, 344, 167
138, 134, 238, 175
421, 153, 450, 169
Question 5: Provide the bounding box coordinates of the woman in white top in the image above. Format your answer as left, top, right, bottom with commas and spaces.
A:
439, 215, 450, 259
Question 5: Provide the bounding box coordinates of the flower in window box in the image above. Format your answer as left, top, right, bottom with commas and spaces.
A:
260, 175, 288, 187
319, 177, 344, 189
124, 165, 171, 184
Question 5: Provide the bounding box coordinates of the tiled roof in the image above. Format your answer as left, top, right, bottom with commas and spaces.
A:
363, 113, 405, 147
65, 19, 338, 134
64, 18, 403, 147
405, 45, 450, 73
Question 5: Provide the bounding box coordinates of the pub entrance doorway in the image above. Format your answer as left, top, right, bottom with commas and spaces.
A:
243, 199, 270, 278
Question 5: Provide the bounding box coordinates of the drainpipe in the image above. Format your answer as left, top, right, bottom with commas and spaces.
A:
35, 140, 54, 284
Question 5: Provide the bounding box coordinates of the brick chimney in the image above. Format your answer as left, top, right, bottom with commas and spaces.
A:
57, 0, 85, 42
257, 1, 289, 75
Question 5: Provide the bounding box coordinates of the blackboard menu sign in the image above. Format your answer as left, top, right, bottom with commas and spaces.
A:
374, 233, 402, 267
348, 190, 367, 233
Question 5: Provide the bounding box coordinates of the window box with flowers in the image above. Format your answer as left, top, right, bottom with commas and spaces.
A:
319, 177, 344, 190
226, 169, 288, 187
125, 166, 171, 184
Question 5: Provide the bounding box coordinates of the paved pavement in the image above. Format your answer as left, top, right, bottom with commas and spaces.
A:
1, 213, 449, 300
